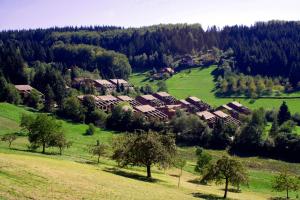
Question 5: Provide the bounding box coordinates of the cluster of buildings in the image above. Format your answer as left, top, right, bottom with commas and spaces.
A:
14, 78, 251, 127
77, 90, 251, 127
73, 78, 134, 94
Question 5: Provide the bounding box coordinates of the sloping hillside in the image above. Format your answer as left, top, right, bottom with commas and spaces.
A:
130, 66, 300, 113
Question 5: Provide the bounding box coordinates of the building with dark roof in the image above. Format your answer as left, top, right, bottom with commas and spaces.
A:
227, 101, 251, 115
93, 80, 116, 94
196, 111, 216, 127
153, 92, 179, 105
186, 96, 211, 111
134, 105, 168, 121
116, 95, 142, 107
109, 79, 133, 90
136, 94, 165, 108
213, 110, 241, 126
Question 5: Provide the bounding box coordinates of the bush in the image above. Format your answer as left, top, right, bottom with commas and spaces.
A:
85, 123, 96, 135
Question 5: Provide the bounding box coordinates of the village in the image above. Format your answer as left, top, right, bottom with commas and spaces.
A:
14, 77, 251, 128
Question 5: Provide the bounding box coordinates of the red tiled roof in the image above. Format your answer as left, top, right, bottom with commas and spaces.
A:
196, 111, 215, 120
214, 110, 229, 118
134, 105, 156, 113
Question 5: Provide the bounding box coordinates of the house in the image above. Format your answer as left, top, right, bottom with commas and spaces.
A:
109, 79, 134, 91
116, 95, 142, 107
157, 104, 182, 119
153, 92, 179, 105
196, 111, 216, 127
136, 94, 165, 108
216, 104, 240, 119
134, 105, 168, 121
93, 80, 116, 94
186, 96, 211, 111
72, 77, 94, 88
227, 101, 251, 115
15, 85, 43, 98
95, 95, 120, 112
160, 67, 175, 75
213, 110, 241, 126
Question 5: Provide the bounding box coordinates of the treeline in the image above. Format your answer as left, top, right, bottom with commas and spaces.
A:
1, 22, 300, 84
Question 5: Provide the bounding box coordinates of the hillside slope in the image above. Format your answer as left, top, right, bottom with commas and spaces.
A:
130, 66, 300, 113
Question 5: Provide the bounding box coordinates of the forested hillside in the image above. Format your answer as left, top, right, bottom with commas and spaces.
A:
1, 21, 300, 85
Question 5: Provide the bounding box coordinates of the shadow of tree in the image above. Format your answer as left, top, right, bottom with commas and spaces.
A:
191, 193, 228, 200
103, 167, 162, 183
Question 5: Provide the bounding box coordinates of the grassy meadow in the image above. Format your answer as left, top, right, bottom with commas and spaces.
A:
0, 103, 300, 199
129, 66, 300, 113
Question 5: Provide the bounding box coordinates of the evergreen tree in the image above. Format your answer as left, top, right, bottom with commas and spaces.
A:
277, 101, 291, 125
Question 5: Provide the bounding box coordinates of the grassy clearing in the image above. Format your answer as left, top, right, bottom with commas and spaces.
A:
1, 103, 300, 199
129, 66, 300, 113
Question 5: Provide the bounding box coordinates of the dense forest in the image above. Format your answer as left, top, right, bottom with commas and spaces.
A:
1, 21, 300, 85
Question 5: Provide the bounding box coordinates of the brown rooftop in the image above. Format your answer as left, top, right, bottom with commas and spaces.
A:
96, 95, 118, 101
134, 105, 156, 113
15, 85, 34, 91
109, 79, 129, 85
214, 110, 229, 118
140, 95, 157, 101
155, 92, 171, 97
196, 111, 216, 120
94, 79, 114, 85
117, 95, 133, 101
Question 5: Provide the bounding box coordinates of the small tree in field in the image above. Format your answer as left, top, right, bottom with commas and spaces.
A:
272, 170, 300, 199
174, 156, 186, 188
195, 147, 212, 175
89, 140, 108, 164
201, 156, 248, 199
112, 131, 176, 178
1, 133, 17, 148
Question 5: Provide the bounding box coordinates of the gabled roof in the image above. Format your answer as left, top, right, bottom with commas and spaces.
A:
221, 104, 233, 111
134, 105, 156, 113
196, 111, 216, 120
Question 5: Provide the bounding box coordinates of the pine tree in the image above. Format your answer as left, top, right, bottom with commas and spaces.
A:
277, 101, 291, 125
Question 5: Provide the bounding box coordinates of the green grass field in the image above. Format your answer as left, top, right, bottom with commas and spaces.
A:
0, 103, 300, 199
130, 66, 300, 113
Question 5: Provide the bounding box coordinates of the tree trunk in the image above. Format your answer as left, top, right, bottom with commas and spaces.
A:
286, 188, 289, 199
178, 168, 182, 188
224, 178, 229, 199
146, 165, 151, 178
97, 155, 100, 164
42, 143, 46, 154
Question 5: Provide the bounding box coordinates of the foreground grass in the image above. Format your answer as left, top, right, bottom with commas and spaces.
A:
1, 103, 300, 199
129, 66, 300, 113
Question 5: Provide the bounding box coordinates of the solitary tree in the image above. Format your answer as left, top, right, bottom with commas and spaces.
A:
20, 114, 63, 154
1, 133, 17, 148
112, 131, 176, 178
51, 132, 72, 155
272, 170, 300, 199
201, 156, 248, 199
174, 156, 186, 188
195, 147, 212, 175
278, 101, 291, 125
89, 140, 108, 164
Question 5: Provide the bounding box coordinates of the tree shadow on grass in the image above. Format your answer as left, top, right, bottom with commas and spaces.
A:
192, 193, 228, 200
103, 167, 162, 183
10, 147, 60, 155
